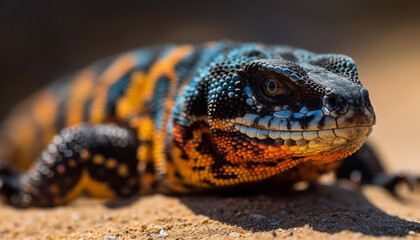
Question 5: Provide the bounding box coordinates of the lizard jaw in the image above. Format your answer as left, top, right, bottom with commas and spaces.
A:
233, 123, 372, 142
230, 104, 374, 156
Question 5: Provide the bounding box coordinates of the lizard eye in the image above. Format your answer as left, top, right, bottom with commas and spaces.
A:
262, 79, 285, 98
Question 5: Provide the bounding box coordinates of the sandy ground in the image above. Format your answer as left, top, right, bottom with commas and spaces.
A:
1, 27, 420, 240
0, 184, 419, 240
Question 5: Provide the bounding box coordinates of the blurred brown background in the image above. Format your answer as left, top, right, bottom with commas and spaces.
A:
0, 0, 419, 172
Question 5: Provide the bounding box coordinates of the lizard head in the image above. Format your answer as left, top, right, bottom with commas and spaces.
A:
207, 50, 376, 167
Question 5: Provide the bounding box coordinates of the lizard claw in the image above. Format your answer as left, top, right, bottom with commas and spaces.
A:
375, 173, 420, 198
403, 174, 420, 192
336, 143, 420, 199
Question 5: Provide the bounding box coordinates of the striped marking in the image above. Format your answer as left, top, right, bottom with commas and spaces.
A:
112, 46, 194, 178
53, 81, 72, 130
105, 71, 132, 116
149, 46, 194, 175
115, 70, 147, 119
104, 50, 157, 117
89, 53, 139, 123
31, 91, 58, 145
1, 92, 54, 170
66, 68, 96, 126
117, 45, 193, 116
5, 114, 38, 170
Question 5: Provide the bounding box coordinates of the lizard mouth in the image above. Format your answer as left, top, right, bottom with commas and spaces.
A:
231, 108, 374, 148
234, 122, 372, 145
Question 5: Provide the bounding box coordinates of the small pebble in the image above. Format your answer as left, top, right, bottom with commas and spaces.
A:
271, 230, 277, 237
408, 230, 415, 235
159, 229, 168, 237
229, 232, 240, 238
72, 214, 80, 222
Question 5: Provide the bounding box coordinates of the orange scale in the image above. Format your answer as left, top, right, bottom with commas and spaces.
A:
267, 146, 282, 152
258, 144, 268, 149
250, 139, 259, 145
290, 146, 299, 152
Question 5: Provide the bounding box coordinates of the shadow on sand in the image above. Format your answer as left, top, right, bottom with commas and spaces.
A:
177, 183, 420, 237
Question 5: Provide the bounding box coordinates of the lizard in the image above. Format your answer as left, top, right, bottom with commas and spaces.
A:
0, 41, 410, 208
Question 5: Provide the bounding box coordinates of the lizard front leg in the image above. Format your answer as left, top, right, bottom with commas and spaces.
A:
0, 124, 140, 208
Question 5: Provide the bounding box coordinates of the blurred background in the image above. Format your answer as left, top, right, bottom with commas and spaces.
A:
0, 0, 419, 172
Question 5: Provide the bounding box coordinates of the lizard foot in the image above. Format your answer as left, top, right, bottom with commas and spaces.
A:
375, 173, 420, 197
336, 143, 420, 200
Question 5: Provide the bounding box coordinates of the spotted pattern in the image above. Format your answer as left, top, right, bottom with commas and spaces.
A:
0, 41, 375, 207
2, 125, 139, 207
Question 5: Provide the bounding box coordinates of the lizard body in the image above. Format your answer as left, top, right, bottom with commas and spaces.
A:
0, 41, 376, 207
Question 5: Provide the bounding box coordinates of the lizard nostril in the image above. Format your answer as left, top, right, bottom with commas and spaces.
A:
327, 95, 338, 109
323, 93, 349, 114
323, 94, 338, 110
